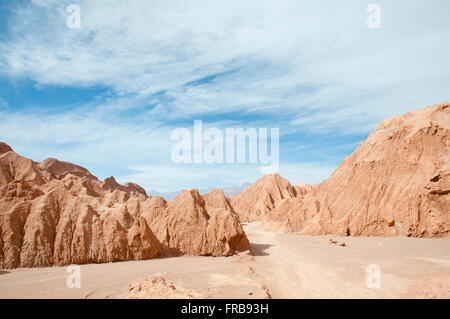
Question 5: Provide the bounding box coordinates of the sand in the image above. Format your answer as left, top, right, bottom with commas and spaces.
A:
1, 223, 449, 299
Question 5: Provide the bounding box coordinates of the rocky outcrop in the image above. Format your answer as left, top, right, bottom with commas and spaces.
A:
263, 102, 450, 237
123, 182, 147, 197
121, 275, 205, 299
230, 174, 299, 222
293, 183, 312, 200
0, 142, 13, 155
102, 176, 147, 197
0, 145, 251, 269
142, 189, 250, 256
38, 158, 95, 180
0, 173, 163, 268
0, 151, 47, 187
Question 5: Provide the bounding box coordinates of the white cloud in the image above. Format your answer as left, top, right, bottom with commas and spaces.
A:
0, 0, 449, 190
0, 106, 172, 168
119, 161, 336, 193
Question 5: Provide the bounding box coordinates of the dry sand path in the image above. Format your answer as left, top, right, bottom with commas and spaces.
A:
0, 253, 267, 299
0, 223, 449, 298
245, 223, 450, 298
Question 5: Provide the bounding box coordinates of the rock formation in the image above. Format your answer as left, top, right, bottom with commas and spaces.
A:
0, 142, 13, 155
262, 102, 450, 237
142, 188, 249, 256
38, 158, 95, 180
230, 174, 300, 222
0, 144, 250, 269
121, 275, 206, 299
293, 183, 312, 200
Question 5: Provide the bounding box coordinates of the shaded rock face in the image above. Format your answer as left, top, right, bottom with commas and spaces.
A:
230, 174, 301, 222
0, 151, 47, 187
0, 153, 162, 268
102, 176, 147, 197
0, 145, 250, 269
263, 103, 450, 238
0, 142, 13, 155
142, 189, 250, 257
293, 183, 312, 200
38, 158, 95, 180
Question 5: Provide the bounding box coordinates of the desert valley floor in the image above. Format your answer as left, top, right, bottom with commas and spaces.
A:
1, 223, 449, 299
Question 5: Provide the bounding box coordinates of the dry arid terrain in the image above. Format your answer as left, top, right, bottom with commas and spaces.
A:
0, 222, 449, 299
0, 102, 449, 298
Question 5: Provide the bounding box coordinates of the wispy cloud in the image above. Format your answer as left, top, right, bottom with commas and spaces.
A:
0, 0, 449, 191
120, 162, 336, 193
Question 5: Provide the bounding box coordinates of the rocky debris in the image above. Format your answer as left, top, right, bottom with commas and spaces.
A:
328, 239, 337, 244
121, 269, 272, 299
231, 174, 299, 222
263, 102, 450, 238
0, 143, 251, 268
121, 275, 206, 299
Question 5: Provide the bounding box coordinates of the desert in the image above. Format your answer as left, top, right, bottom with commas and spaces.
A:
1, 102, 449, 299
1, 2, 450, 311
0, 222, 449, 298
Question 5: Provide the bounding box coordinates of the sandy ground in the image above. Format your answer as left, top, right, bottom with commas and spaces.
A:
1, 223, 449, 298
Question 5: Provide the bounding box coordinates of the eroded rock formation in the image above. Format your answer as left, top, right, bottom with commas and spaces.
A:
230, 174, 300, 222
0, 145, 250, 269
262, 102, 450, 237
121, 275, 206, 299
142, 188, 249, 256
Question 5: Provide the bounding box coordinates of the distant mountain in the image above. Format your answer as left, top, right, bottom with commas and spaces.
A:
148, 183, 252, 201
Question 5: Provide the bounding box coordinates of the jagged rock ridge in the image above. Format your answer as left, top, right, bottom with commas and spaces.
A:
0, 146, 250, 269
261, 102, 450, 237
230, 174, 308, 222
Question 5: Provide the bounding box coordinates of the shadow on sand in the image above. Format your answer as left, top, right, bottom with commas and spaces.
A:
250, 243, 273, 256
0, 270, 10, 275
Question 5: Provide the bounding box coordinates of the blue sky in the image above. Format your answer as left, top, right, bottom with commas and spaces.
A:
0, 0, 449, 192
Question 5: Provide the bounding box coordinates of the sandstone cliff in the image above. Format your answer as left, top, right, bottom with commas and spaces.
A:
230, 174, 300, 222
142, 188, 249, 256
262, 102, 450, 237
0, 145, 250, 269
